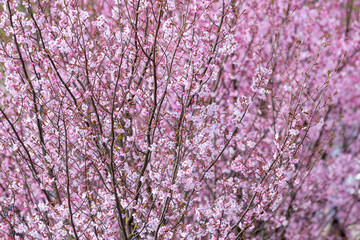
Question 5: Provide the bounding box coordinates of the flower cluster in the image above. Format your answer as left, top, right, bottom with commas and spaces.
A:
0, 0, 359, 239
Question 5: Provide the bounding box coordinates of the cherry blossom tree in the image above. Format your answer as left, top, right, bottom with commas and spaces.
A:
0, 0, 359, 239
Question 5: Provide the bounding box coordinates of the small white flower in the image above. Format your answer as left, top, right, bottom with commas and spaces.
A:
38, 202, 48, 212
148, 143, 157, 152
289, 129, 300, 136
316, 118, 324, 129
247, 140, 256, 148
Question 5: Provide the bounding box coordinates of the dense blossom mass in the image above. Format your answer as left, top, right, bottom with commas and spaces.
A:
0, 0, 360, 239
